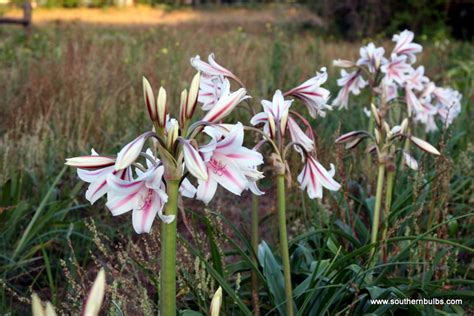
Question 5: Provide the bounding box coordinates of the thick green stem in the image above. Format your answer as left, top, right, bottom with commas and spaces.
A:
370, 164, 385, 263
276, 174, 294, 316
160, 179, 180, 316
381, 169, 395, 261
382, 170, 395, 241
251, 194, 261, 316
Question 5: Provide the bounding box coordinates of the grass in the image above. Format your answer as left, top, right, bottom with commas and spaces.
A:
0, 6, 473, 315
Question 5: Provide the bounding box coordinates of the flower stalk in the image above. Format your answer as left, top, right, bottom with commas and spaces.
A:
370, 163, 385, 263
160, 179, 180, 316
276, 173, 294, 316
381, 167, 395, 261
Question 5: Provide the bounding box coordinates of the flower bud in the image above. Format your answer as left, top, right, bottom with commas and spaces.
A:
209, 287, 223, 316
83, 269, 106, 316
166, 119, 179, 149
333, 59, 355, 68
267, 112, 276, 139
280, 110, 289, 136
383, 121, 391, 135
374, 128, 381, 144
32, 293, 45, 316
409, 136, 441, 156
186, 72, 200, 119
143, 76, 156, 122
180, 89, 188, 125
45, 302, 56, 316
400, 118, 409, 134
65, 155, 115, 169
335, 130, 369, 144
371, 103, 381, 127
156, 86, 167, 128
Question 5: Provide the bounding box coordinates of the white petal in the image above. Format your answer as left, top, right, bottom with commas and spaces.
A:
182, 140, 209, 180
196, 175, 218, 205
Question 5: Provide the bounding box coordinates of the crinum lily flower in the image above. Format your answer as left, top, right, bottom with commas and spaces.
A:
198, 74, 226, 111
381, 54, 413, 85
66, 150, 130, 204
191, 53, 244, 86
196, 122, 264, 204
332, 69, 368, 109
284, 68, 331, 118
392, 29, 422, 64
106, 164, 170, 234
357, 42, 387, 73
297, 155, 341, 199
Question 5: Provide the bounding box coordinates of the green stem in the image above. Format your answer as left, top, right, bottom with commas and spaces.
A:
370, 164, 385, 264
160, 179, 180, 316
381, 169, 395, 261
251, 194, 261, 316
366, 96, 375, 173
276, 174, 294, 316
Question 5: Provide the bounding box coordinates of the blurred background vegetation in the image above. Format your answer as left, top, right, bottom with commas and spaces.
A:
0, 1, 473, 315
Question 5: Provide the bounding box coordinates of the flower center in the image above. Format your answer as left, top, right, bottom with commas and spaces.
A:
137, 189, 154, 211
209, 158, 226, 176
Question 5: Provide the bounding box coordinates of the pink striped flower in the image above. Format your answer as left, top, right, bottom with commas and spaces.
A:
392, 30, 422, 64
357, 42, 387, 73
287, 117, 314, 154
297, 155, 341, 199
381, 54, 413, 85
198, 74, 226, 111
250, 90, 293, 136
115, 131, 155, 170
203, 124, 265, 196
68, 150, 131, 205
332, 69, 368, 109
202, 83, 248, 123
106, 164, 170, 234
191, 53, 243, 86
196, 123, 264, 204
284, 68, 331, 118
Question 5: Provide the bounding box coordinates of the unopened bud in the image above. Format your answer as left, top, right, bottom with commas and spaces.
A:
280, 111, 289, 136
167, 119, 179, 149
209, 287, 223, 316
400, 118, 408, 134
179, 89, 188, 125
267, 112, 276, 139
186, 72, 200, 119
333, 59, 355, 68
143, 76, 156, 122
371, 103, 381, 127
374, 128, 381, 144
156, 87, 167, 128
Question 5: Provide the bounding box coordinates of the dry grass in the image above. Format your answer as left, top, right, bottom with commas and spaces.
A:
3, 5, 321, 26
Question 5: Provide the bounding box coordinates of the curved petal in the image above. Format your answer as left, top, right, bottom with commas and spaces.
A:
180, 178, 197, 198
181, 140, 209, 180
106, 191, 138, 216
212, 162, 248, 196
215, 122, 244, 154
132, 190, 160, 234
196, 175, 218, 205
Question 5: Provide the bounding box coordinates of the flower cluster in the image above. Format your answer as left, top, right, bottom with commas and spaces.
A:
192, 54, 340, 200
66, 56, 263, 234
333, 30, 462, 131
249, 68, 341, 199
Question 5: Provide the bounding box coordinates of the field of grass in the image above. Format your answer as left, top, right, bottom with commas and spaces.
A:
0, 6, 473, 315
